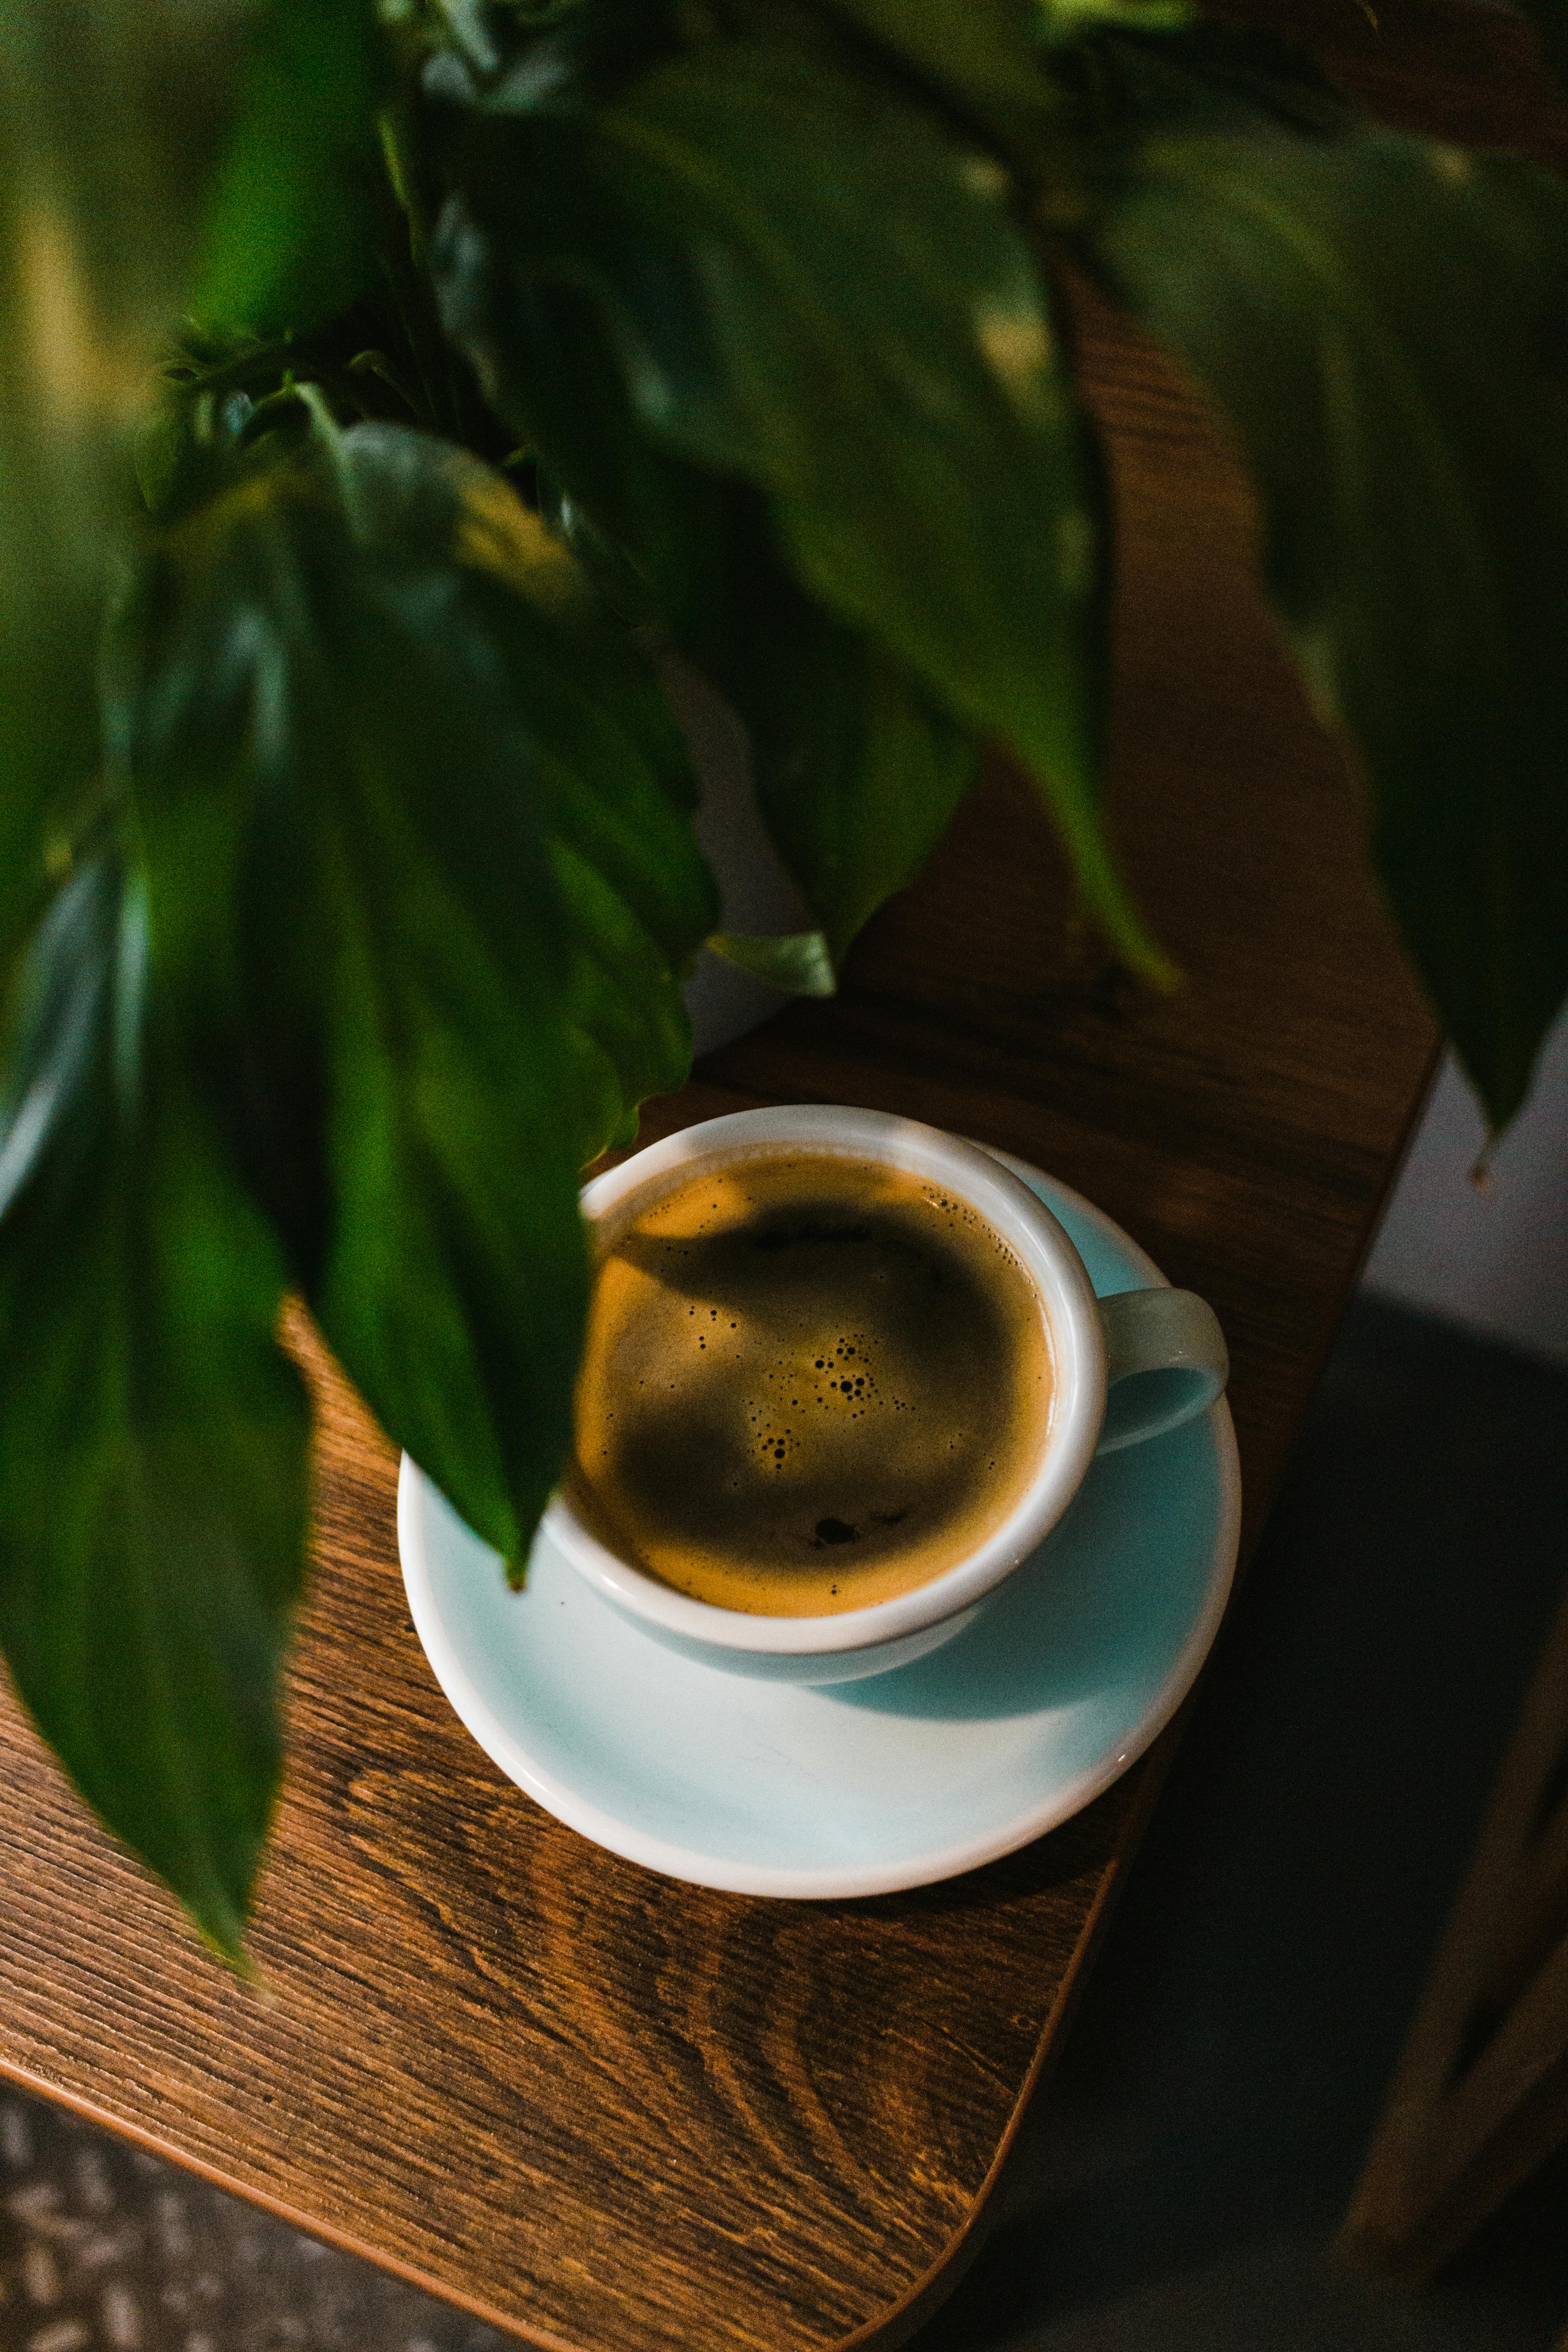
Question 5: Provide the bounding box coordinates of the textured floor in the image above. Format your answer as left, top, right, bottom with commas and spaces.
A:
0, 2092, 505, 2352
2, 1296, 1566, 2351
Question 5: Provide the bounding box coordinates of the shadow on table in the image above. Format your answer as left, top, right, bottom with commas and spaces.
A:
833, 1416, 1225, 1726
905, 1299, 1568, 2352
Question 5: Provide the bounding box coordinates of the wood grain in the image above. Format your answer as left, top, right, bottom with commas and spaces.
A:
5, 7, 1546, 2347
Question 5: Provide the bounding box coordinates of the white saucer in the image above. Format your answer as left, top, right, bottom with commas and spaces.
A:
398, 1159, 1241, 1898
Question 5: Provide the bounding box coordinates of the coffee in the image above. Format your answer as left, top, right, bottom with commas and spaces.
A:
567, 1151, 1055, 1615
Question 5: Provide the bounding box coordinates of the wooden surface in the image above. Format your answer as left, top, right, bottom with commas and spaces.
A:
1344, 1575, 1568, 2280
12, 10, 1556, 2348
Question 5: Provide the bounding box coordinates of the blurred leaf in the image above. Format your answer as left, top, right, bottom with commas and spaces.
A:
708, 929, 836, 995
1087, 125, 1568, 1122
0, 856, 309, 1956
426, 0, 504, 78
0, 1, 250, 994
483, 0, 685, 109
811, 0, 1062, 153
0, 434, 99, 997
436, 32, 1173, 980
818, 0, 1040, 90
0, 142, 100, 974
1037, 0, 1193, 45
123, 416, 715, 1562
1058, 22, 1352, 139
194, 0, 385, 337
1516, 2, 1568, 101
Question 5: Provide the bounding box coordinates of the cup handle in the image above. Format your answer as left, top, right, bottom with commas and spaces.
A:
1095, 1289, 1229, 1454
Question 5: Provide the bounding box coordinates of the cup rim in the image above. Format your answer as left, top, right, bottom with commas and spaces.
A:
540, 1105, 1108, 1656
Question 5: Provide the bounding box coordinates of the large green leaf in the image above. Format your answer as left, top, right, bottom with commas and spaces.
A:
0, 856, 309, 1957
124, 412, 715, 1563
447, 247, 734, 631
193, 0, 385, 337
436, 27, 1173, 980
681, 496, 979, 964
1086, 122, 1568, 1121
1058, 21, 1351, 140
809, 0, 1062, 156
817, 0, 1042, 94
456, 246, 979, 969
1037, 0, 1192, 46
329, 419, 719, 1147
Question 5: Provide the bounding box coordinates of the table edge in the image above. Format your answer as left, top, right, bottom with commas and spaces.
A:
0, 2053, 575, 2352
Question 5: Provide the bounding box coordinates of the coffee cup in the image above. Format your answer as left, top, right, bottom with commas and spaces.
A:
540, 1105, 1228, 1684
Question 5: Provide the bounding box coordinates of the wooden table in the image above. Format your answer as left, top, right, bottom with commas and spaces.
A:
4, 9, 1556, 2347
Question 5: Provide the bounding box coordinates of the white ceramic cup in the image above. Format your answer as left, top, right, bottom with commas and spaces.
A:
541, 1105, 1228, 1685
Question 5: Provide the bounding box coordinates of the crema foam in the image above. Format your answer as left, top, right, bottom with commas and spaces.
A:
567, 1151, 1055, 1615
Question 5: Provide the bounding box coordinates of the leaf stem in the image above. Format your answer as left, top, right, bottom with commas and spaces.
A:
164, 339, 299, 402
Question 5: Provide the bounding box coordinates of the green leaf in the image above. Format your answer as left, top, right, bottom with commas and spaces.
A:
437, 33, 1172, 980
1037, 0, 1193, 46
809, 0, 1062, 152
1087, 127, 1568, 1123
708, 930, 836, 995
1057, 22, 1352, 140
193, 0, 385, 337
440, 222, 977, 967
0, 857, 309, 1957
681, 500, 979, 965
817, 0, 1040, 93
123, 416, 714, 1562
328, 422, 720, 1129
443, 245, 734, 628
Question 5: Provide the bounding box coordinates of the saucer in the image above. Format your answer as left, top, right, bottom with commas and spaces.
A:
398, 1157, 1240, 1898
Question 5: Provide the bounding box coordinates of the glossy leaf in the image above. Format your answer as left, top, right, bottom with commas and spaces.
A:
125, 416, 715, 1563
441, 244, 732, 631
1058, 22, 1351, 139
448, 232, 978, 969
0, 858, 309, 1956
811, 0, 1062, 155
332, 422, 719, 1134
436, 30, 1173, 981
708, 930, 836, 995
1038, 0, 1192, 45
683, 503, 979, 965
480, 0, 684, 112
1088, 124, 1568, 1121
194, 0, 384, 337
